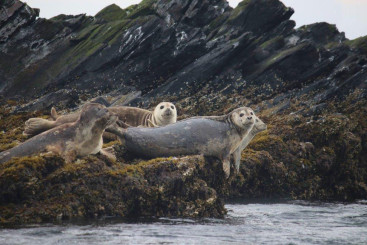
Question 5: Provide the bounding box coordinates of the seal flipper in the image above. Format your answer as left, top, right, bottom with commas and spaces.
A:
147, 119, 158, 127
105, 123, 127, 139
222, 159, 231, 179
221, 154, 231, 179
232, 147, 242, 173
100, 147, 116, 161
23, 118, 56, 136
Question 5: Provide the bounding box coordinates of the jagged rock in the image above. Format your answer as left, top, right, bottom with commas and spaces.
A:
0, 0, 366, 225
0, 0, 365, 108
0, 155, 225, 226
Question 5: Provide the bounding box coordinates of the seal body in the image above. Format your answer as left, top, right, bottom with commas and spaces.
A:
124, 118, 240, 158
114, 107, 256, 178
1, 103, 117, 164
23, 102, 177, 136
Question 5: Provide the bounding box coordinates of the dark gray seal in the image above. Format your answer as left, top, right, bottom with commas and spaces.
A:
0, 103, 117, 164
109, 107, 255, 178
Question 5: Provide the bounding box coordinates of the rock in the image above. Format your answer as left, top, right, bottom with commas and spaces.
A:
13, 89, 79, 112
0, 0, 366, 225
296, 22, 346, 46
0, 155, 225, 226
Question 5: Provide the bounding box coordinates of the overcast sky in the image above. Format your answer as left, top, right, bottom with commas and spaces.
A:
25, 0, 367, 39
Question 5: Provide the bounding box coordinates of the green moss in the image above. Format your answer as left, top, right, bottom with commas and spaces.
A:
260, 36, 284, 49
0, 108, 45, 151
46, 19, 128, 78
299, 23, 338, 33
50, 14, 68, 22
241, 149, 262, 164
207, 14, 228, 32
227, 0, 251, 22
108, 157, 177, 176
248, 132, 285, 151
324, 41, 339, 50
346, 35, 367, 55
103, 140, 120, 148
95, 4, 127, 22
126, 0, 157, 19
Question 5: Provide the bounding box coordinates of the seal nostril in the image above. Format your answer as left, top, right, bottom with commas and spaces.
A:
247, 117, 252, 120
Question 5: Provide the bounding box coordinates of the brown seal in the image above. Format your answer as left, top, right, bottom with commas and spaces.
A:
0, 103, 117, 164
23, 102, 177, 136
107, 107, 256, 178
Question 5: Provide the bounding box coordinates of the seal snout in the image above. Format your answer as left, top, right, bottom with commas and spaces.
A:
163, 108, 173, 117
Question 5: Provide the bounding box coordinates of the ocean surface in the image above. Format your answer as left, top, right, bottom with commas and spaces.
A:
1, 200, 366, 245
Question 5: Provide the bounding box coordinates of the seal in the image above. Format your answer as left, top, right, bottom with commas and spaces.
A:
0, 103, 118, 164
109, 102, 177, 128
108, 107, 255, 178
231, 116, 267, 173
23, 102, 177, 136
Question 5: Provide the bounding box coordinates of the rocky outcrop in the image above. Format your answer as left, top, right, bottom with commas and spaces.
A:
0, 0, 366, 225
1, 0, 363, 107
0, 154, 224, 226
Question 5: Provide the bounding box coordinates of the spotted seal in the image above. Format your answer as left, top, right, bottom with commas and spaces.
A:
108, 107, 255, 178
23, 102, 177, 136
231, 116, 267, 173
0, 103, 117, 164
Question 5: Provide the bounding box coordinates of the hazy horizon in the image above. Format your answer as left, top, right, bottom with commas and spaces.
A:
25, 0, 367, 39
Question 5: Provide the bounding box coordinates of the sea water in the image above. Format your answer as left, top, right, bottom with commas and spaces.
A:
1, 200, 366, 244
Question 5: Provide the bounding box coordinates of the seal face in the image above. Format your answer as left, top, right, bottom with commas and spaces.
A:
1, 103, 117, 164
231, 115, 267, 173
151, 102, 177, 127
117, 107, 255, 178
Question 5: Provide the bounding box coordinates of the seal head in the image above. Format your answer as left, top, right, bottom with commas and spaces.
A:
228, 107, 255, 137
79, 103, 117, 129
231, 114, 267, 173
152, 102, 177, 127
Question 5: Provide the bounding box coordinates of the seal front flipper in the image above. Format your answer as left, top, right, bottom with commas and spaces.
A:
99, 147, 116, 161
221, 155, 231, 179
232, 147, 242, 173
62, 149, 77, 164
147, 119, 158, 127
105, 124, 127, 139
23, 118, 56, 136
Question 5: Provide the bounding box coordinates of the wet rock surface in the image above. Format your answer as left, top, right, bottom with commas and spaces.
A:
0, 0, 366, 226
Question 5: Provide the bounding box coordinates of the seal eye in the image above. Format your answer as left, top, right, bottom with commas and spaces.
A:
239, 113, 244, 117
250, 112, 254, 115
171, 106, 174, 109
160, 106, 164, 109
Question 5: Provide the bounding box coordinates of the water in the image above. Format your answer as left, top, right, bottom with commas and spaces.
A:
1, 200, 367, 245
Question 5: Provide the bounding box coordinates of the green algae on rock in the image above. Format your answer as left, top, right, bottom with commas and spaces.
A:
0, 151, 225, 227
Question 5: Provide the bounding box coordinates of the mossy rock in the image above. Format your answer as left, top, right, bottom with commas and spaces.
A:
227, 0, 251, 22
346, 35, 367, 56
0, 154, 225, 227
95, 4, 127, 22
